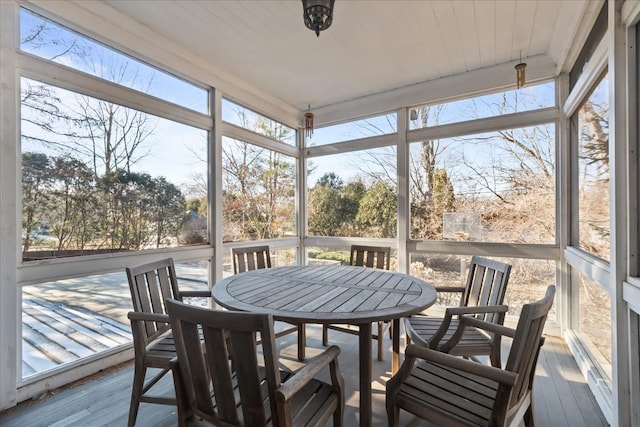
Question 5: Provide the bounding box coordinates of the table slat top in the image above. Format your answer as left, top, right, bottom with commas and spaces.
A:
212, 265, 437, 324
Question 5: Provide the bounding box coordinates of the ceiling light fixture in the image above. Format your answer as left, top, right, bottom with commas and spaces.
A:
302, 0, 335, 37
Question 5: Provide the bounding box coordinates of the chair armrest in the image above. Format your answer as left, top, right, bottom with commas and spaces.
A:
275, 345, 342, 403
460, 316, 516, 338
180, 290, 211, 298
405, 344, 517, 386
127, 311, 170, 323
445, 305, 509, 316
430, 304, 509, 349
434, 286, 466, 293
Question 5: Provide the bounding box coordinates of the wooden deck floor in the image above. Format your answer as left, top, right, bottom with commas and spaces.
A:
0, 323, 608, 427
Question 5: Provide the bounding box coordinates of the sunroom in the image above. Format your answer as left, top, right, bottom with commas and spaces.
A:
0, 0, 638, 425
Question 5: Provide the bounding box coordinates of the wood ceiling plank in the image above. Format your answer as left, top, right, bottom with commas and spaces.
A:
432, 1, 465, 76
452, 0, 481, 72
408, 3, 451, 80
474, 0, 497, 68
529, 1, 562, 57
493, 0, 517, 65
512, 0, 539, 60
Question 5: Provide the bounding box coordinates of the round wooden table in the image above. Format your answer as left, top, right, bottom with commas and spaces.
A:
212, 264, 436, 427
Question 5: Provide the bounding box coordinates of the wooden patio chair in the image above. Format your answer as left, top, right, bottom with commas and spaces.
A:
322, 245, 392, 361
405, 256, 512, 367
232, 245, 273, 273
126, 257, 210, 427
165, 299, 345, 427
231, 245, 307, 360
386, 285, 556, 427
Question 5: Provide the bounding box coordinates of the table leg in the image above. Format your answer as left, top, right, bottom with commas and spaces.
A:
392, 318, 400, 373
359, 322, 372, 427
297, 323, 306, 361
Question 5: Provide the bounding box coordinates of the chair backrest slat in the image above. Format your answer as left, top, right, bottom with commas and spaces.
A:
126, 258, 182, 341
167, 300, 282, 426
145, 272, 165, 315
350, 245, 391, 270
462, 256, 512, 323
232, 246, 272, 274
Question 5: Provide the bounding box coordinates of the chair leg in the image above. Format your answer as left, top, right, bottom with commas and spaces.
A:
333, 398, 344, 427
491, 336, 502, 368
322, 325, 329, 346
297, 323, 306, 361
128, 364, 146, 427
171, 365, 189, 427
524, 402, 535, 426
377, 321, 384, 361
386, 398, 399, 427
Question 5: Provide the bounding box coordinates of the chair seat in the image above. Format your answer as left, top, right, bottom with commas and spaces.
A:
324, 321, 389, 339
396, 360, 498, 426
144, 332, 178, 368
406, 315, 494, 356
323, 321, 391, 361
202, 368, 339, 426
144, 328, 208, 367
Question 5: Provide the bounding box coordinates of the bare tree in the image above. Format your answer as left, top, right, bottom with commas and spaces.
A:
74, 97, 154, 177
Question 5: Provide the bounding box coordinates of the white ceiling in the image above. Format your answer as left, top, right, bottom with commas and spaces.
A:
36, 0, 601, 116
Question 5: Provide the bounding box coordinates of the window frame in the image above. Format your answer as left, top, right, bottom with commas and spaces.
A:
562, 14, 614, 420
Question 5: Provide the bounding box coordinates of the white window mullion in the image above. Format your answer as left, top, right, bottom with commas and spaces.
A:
557, 73, 571, 334
0, 0, 20, 412
212, 89, 224, 284
221, 121, 299, 158
609, 1, 631, 426
396, 108, 409, 274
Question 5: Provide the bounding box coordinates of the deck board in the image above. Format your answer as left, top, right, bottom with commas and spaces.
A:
0, 324, 608, 426
534, 338, 577, 426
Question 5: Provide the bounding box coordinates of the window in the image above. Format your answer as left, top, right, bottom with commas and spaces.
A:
306, 247, 397, 268
575, 269, 612, 381
307, 147, 397, 238
409, 124, 556, 243
20, 8, 208, 113
222, 137, 296, 241
222, 98, 296, 146
21, 260, 209, 378
576, 74, 610, 260
409, 82, 555, 129
21, 78, 208, 260
222, 248, 297, 278
15, 6, 214, 389
306, 113, 397, 146
409, 254, 556, 321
